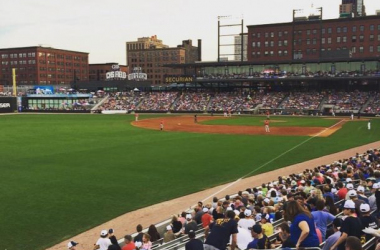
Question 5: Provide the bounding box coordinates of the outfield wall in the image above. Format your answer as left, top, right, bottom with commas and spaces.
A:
0, 97, 17, 113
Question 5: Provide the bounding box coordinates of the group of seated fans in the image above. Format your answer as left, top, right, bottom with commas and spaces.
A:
67, 148, 380, 250
96, 90, 379, 114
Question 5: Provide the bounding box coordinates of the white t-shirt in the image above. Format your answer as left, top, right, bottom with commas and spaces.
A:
238, 218, 255, 230
96, 237, 112, 250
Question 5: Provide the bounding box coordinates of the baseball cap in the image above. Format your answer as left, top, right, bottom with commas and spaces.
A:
348, 190, 357, 197
344, 200, 355, 209
263, 198, 270, 204
300, 180, 305, 184
373, 183, 379, 189
244, 209, 252, 217
242, 191, 249, 195
100, 230, 108, 237
166, 225, 172, 230
327, 169, 332, 173
250, 224, 262, 234
234, 210, 240, 216
67, 241, 78, 249
360, 203, 370, 213
331, 188, 337, 193
109, 228, 114, 234
188, 230, 196, 238
333, 218, 342, 229
357, 186, 365, 193
226, 207, 233, 211
346, 178, 352, 183
261, 213, 270, 221
346, 183, 354, 190
202, 207, 209, 213
186, 214, 192, 220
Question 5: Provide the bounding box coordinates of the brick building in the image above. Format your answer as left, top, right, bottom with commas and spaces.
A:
126, 36, 201, 85
247, 14, 380, 63
0, 46, 89, 86
340, 0, 365, 17
89, 63, 128, 81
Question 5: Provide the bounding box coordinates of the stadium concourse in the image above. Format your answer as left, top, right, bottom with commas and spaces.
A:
48, 141, 380, 250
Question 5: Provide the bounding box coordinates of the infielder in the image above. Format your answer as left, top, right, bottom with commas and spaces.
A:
264, 119, 270, 133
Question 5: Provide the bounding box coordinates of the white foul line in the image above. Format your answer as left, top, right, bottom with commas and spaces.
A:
200, 119, 346, 203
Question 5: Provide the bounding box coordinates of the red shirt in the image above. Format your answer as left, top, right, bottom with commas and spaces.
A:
337, 187, 348, 200
135, 113, 139, 117
265, 120, 269, 126
202, 213, 213, 228
122, 242, 136, 250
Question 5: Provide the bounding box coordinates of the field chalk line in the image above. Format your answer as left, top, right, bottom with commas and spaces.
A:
200, 119, 346, 204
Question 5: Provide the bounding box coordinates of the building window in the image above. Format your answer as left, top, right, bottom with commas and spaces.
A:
257, 42, 261, 48
360, 25, 364, 32
328, 37, 332, 44
257, 33, 261, 38
370, 46, 374, 53
270, 32, 274, 38
370, 25, 374, 31
252, 33, 256, 37
352, 35, 356, 42
353, 26, 357, 32
337, 27, 341, 33
359, 47, 364, 53
378, 34, 380, 41
265, 32, 268, 38
270, 51, 274, 56
298, 39, 302, 45
284, 50, 288, 56
337, 37, 341, 43
284, 31, 288, 36
359, 35, 364, 42
307, 39, 310, 45
343, 27, 347, 33
252, 42, 256, 47
298, 30, 302, 35
278, 31, 282, 37
278, 50, 282, 56
307, 29, 311, 35
251, 52, 255, 56
328, 28, 332, 34
264, 51, 268, 56
352, 47, 356, 53
312, 48, 316, 54
313, 29, 317, 34
284, 40, 288, 46
378, 46, 380, 52
270, 41, 274, 47
322, 28, 325, 34
278, 41, 282, 46
322, 38, 325, 44
257, 52, 261, 57
370, 34, 374, 41
265, 41, 268, 47
312, 38, 316, 45
343, 36, 347, 43
306, 49, 311, 55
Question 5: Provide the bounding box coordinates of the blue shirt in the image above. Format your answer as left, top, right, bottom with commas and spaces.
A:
312, 210, 335, 241
290, 213, 320, 247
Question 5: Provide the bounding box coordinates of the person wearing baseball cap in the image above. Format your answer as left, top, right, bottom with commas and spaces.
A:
260, 213, 274, 236
185, 230, 203, 250
369, 183, 379, 212
238, 208, 255, 230
331, 200, 363, 250
94, 230, 112, 250
67, 241, 78, 250
246, 224, 270, 249
184, 214, 197, 235
163, 225, 175, 243
356, 186, 369, 204
201, 206, 213, 229
359, 203, 379, 241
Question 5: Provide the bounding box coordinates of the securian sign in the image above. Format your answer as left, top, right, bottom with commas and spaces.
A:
164, 76, 194, 83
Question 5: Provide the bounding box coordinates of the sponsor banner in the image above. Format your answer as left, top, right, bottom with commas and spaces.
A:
164, 76, 194, 84
101, 110, 128, 114
34, 85, 54, 95
27, 94, 92, 98
0, 97, 17, 113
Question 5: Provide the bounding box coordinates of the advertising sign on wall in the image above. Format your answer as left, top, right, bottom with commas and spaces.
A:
0, 97, 17, 113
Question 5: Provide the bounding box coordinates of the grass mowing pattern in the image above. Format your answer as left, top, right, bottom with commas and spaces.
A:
0, 114, 378, 250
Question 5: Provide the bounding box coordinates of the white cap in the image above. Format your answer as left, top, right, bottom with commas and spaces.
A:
373, 183, 379, 189
334, 167, 339, 171
357, 186, 365, 193
300, 180, 305, 184
226, 207, 233, 211
257, 191, 263, 195
346, 183, 354, 190
166, 225, 172, 230
327, 169, 332, 173
135, 241, 142, 248
242, 191, 249, 195
331, 188, 337, 193
186, 214, 192, 219
202, 207, 209, 213
344, 200, 355, 209
366, 160, 371, 163
360, 203, 370, 213
346, 178, 352, 183
269, 183, 274, 188
100, 230, 108, 236
234, 210, 240, 215
348, 190, 357, 197
244, 209, 252, 216
263, 198, 270, 204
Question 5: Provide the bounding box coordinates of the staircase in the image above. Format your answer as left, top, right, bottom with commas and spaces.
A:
91, 95, 109, 112
360, 95, 374, 113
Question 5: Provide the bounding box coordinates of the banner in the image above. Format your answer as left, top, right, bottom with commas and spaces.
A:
0, 97, 17, 113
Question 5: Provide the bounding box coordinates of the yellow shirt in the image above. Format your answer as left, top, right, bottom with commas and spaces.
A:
261, 223, 274, 236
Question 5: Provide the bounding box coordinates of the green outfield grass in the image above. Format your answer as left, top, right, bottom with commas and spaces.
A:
202, 116, 340, 127
0, 114, 379, 250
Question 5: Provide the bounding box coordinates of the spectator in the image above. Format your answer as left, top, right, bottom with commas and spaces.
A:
108, 229, 121, 250
163, 225, 175, 243
185, 230, 203, 250
94, 230, 112, 250
184, 214, 197, 235
204, 210, 238, 250
284, 200, 319, 248
322, 218, 342, 250
331, 200, 364, 250
201, 207, 213, 228
67, 241, 78, 250
121, 235, 135, 250
238, 209, 255, 230
345, 236, 363, 250
134, 224, 144, 242
260, 213, 274, 236
141, 234, 152, 250
312, 199, 335, 241
325, 195, 339, 215
246, 224, 270, 249
277, 222, 295, 248
171, 215, 183, 233
147, 224, 160, 242
359, 203, 379, 242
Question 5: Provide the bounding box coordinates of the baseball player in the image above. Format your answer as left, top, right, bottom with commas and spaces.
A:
368, 120, 371, 130
135, 113, 139, 122
160, 120, 164, 131
264, 119, 270, 133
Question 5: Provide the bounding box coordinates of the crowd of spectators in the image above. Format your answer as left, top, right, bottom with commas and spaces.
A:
280, 92, 325, 110
208, 92, 247, 112
326, 91, 370, 112
172, 92, 211, 111
101, 92, 145, 111
138, 92, 178, 111
364, 93, 380, 115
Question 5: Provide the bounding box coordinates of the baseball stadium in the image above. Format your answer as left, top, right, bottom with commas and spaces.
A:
2, 6, 380, 250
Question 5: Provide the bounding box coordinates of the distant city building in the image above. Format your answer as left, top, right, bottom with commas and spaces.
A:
340, 0, 366, 18
0, 46, 88, 85
234, 35, 248, 61
247, 14, 380, 63
89, 63, 128, 81
126, 36, 201, 85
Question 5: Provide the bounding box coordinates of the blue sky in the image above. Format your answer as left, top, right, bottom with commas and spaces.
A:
1, 0, 379, 64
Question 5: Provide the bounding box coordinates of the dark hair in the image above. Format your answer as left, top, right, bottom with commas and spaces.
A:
124, 235, 132, 242
345, 236, 362, 250
226, 210, 236, 219
284, 200, 312, 221
271, 190, 277, 198
325, 196, 338, 215
213, 197, 218, 202
279, 222, 290, 233
316, 199, 325, 211
136, 224, 143, 232
147, 224, 160, 242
